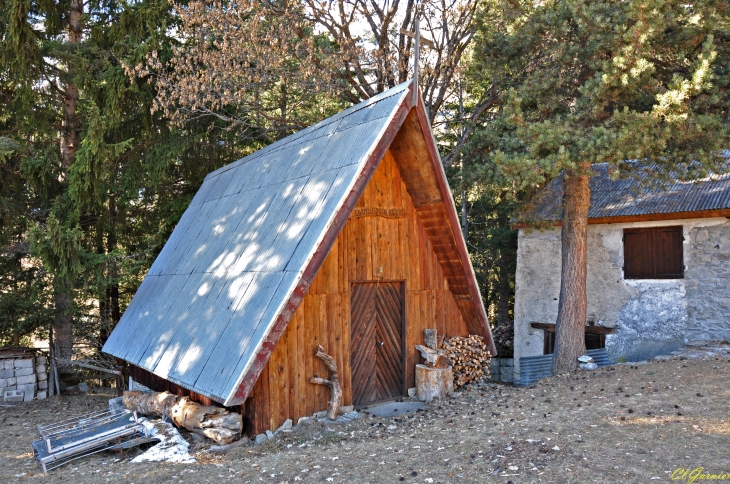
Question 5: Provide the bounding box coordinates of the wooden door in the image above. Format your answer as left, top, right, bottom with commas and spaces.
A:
350, 282, 404, 406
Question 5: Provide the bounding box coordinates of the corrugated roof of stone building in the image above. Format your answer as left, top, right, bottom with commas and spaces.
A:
520, 162, 730, 223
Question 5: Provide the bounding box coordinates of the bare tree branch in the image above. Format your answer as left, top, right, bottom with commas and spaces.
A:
130, 0, 485, 142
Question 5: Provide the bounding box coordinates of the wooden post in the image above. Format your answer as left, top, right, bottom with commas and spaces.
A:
309, 345, 342, 420
116, 358, 126, 396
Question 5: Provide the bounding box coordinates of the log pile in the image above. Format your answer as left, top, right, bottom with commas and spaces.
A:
123, 391, 242, 445
441, 335, 492, 388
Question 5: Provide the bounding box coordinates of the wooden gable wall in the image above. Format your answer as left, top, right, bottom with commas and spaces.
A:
246, 149, 469, 435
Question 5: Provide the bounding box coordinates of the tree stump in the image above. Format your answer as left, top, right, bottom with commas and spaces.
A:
309, 345, 342, 420
122, 391, 242, 445
415, 364, 453, 402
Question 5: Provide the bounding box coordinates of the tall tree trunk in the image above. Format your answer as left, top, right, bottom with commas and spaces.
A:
551, 165, 591, 375
54, 0, 82, 366
59, 0, 82, 173
497, 247, 511, 326
106, 205, 121, 344
496, 205, 513, 327
54, 280, 74, 368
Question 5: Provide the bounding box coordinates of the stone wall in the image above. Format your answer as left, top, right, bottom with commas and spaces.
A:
685, 221, 730, 342
513, 217, 730, 385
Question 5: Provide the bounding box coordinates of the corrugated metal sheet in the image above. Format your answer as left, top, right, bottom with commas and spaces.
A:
103, 82, 412, 404
522, 163, 730, 222
516, 348, 610, 387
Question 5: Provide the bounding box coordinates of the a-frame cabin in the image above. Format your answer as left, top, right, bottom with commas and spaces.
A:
103, 81, 494, 435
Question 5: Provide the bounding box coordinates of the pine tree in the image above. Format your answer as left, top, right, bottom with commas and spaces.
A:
468, 0, 730, 373
0, 0, 243, 364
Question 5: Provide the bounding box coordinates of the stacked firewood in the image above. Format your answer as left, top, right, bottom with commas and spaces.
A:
441, 335, 492, 388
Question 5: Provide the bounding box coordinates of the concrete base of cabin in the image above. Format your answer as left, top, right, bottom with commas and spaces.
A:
415, 364, 453, 402
489, 358, 515, 384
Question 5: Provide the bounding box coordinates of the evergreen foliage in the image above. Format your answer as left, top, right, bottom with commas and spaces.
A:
466, 0, 730, 369
0, 0, 246, 361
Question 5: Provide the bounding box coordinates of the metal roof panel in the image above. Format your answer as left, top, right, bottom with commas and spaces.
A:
103, 82, 412, 402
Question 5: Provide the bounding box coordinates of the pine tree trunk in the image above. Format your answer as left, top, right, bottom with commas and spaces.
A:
497, 204, 515, 326
497, 248, 511, 326
551, 165, 591, 375
54, 280, 74, 369
54, 0, 82, 368
59, 0, 82, 173
108, 198, 121, 325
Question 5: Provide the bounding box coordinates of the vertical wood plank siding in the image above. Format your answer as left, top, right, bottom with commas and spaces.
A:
248, 150, 469, 434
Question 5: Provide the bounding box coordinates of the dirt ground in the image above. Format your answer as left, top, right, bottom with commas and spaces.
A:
2, 356, 729, 484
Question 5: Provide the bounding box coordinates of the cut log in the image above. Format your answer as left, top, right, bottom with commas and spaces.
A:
309, 345, 342, 420
415, 344, 449, 368
122, 391, 242, 445
423, 329, 438, 350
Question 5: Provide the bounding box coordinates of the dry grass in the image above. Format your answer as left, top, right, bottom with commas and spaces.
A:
2, 356, 730, 483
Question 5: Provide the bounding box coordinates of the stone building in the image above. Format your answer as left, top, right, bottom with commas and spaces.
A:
512, 164, 730, 385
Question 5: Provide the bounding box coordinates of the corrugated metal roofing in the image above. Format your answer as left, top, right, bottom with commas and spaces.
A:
102, 82, 412, 405
522, 163, 730, 222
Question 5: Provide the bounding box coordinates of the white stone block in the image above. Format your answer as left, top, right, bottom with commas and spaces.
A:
36, 371, 47, 381
36, 364, 46, 373
0, 378, 6, 388
0, 369, 13, 378
2, 360, 12, 370
38, 379, 48, 390
36, 390, 47, 400
7, 377, 16, 386
4, 390, 23, 403
3, 385, 17, 392
18, 383, 36, 401
14, 367, 34, 377
14, 358, 34, 369
16, 374, 36, 385
36, 356, 47, 365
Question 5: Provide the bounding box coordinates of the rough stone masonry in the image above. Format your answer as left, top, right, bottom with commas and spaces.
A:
513, 217, 730, 385
685, 221, 730, 341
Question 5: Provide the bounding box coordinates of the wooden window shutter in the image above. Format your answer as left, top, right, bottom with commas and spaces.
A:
623, 226, 683, 279
654, 227, 684, 278
624, 229, 653, 278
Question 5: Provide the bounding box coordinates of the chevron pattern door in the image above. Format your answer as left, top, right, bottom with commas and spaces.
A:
350, 282, 405, 406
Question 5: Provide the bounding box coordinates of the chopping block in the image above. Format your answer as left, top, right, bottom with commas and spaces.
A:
415, 364, 454, 402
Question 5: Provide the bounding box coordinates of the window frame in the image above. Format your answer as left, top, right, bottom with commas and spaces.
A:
622, 225, 684, 280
